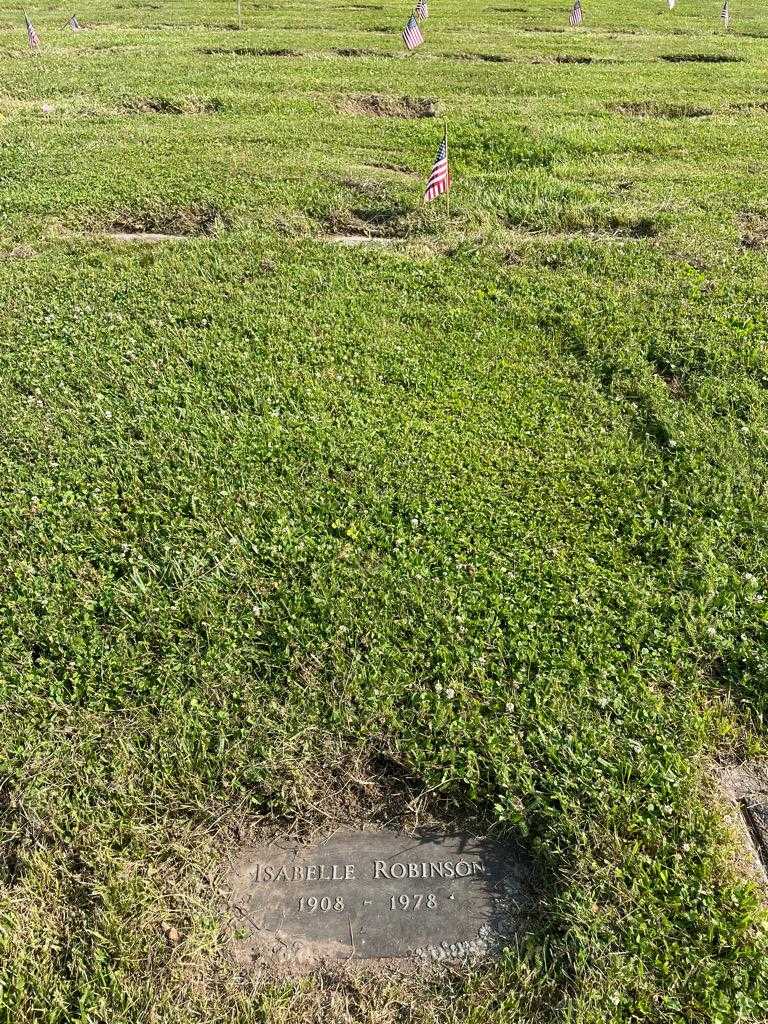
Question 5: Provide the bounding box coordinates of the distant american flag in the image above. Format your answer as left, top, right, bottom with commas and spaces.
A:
69, 14, 81, 30
425, 131, 451, 203
415, 0, 429, 21
721, 0, 729, 25
667, 0, 675, 9
569, 0, 583, 25
25, 12, 40, 48
403, 14, 424, 49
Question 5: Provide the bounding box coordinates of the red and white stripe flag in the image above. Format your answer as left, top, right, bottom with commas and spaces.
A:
415, 0, 429, 21
569, 0, 583, 25
25, 12, 40, 48
403, 14, 424, 49
425, 130, 451, 203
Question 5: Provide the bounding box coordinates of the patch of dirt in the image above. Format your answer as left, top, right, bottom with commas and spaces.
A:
200, 46, 302, 57
337, 94, 439, 118
550, 53, 593, 63
332, 2, 384, 7
453, 51, 514, 62
652, 364, 687, 399
660, 53, 742, 63
330, 47, 392, 57
238, 746, 477, 843
613, 101, 713, 118
324, 206, 408, 241
101, 205, 225, 242
730, 101, 768, 114
740, 212, 768, 250
121, 96, 225, 115
606, 216, 660, 238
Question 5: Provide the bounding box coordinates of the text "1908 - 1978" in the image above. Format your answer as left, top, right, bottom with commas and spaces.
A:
297, 893, 438, 913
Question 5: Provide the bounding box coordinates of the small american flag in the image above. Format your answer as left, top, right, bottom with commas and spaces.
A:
403, 14, 424, 49
25, 12, 40, 48
569, 0, 583, 25
721, 0, 729, 26
69, 14, 81, 30
415, 0, 429, 21
667, 0, 675, 9
425, 130, 451, 203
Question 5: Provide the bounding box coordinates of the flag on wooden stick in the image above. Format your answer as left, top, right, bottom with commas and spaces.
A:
68, 14, 81, 30
721, 0, 730, 27
403, 13, 424, 49
25, 12, 40, 48
415, 0, 429, 21
569, 0, 583, 26
667, 0, 675, 10
425, 128, 451, 203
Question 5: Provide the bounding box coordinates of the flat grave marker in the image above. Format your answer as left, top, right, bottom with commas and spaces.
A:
229, 828, 533, 965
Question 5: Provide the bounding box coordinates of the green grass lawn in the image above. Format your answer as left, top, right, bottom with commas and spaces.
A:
2, 0, 768, 1020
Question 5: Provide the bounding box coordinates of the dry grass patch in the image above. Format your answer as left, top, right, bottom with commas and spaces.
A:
453, 51, 515, 63
606, 216, 660, 238
337, 94, 440, 119
551, 54, 593, 63
730, 101, 768, 114
330, 46, 394, 57
200, 46, 302, 57
99, 204, 226, 242
323, 206, 410, 240
740, 212, 768, 250
613, 101, 713, 118
229, 743, 477, 844
325, 235, 400, 247
121, 96, 226, 115
512, 216, 660, 240
322, 211, 407, 246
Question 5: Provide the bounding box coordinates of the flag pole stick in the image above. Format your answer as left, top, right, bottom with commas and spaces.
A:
237, 0, 242, 30
445, 120, 450, 220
